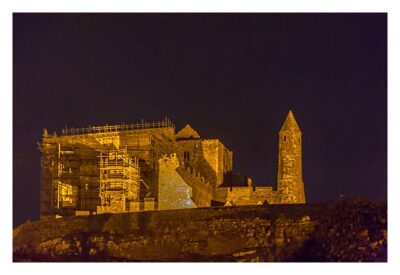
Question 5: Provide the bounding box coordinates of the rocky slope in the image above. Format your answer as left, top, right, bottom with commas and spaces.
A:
13, 198, 387, 262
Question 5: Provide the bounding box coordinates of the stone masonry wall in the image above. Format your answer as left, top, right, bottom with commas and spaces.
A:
201, 140, 224, 185
225, 187, 277, 206
13, 199, 387, 262
173, 139, 232, 188
176, 165, 213, 207
157, 154, 197, 210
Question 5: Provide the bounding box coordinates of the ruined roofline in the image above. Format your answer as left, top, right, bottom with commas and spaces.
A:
60, 117, 175, 136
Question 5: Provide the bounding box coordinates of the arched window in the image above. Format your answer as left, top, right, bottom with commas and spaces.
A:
283, 135, 286, 141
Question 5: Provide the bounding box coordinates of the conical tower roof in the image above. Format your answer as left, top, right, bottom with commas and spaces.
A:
175, 124, 201, 140
280, 110, 301, 132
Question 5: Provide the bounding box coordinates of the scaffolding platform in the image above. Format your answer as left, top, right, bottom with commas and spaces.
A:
61, 117, 175, 136
98, 148, 141, 213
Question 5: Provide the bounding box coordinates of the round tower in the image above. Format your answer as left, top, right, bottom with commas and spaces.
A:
277, 110, 306, 204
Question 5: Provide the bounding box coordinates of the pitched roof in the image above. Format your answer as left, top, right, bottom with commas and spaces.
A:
175, 124, 201, 140
280, 110, 301, 132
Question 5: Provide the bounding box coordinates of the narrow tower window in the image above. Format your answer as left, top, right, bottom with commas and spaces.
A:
184, 151, 190, 161
283, 135, 286, 141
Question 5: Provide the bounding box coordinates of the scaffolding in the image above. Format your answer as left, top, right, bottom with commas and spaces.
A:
56, 181, 78, 208
55, 143, 78, 210
61, 117, 175, 136
98, 148, 141, 213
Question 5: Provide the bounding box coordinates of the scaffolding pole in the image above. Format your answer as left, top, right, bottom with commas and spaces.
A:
98, 148, 141, 213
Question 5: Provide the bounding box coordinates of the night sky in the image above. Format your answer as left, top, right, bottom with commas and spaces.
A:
13, 13, 387, 227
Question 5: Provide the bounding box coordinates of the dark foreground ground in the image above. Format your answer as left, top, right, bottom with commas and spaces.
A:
13, 198, 387, 262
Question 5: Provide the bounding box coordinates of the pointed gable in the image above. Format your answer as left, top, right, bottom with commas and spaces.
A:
175, 124, 201, 140
280, 110, 301, 132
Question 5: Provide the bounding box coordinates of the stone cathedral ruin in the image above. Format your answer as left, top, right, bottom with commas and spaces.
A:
38, 111, 305, 217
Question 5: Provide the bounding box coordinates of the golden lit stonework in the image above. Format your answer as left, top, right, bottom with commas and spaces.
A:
38, 112, 306, 217
277, 111, 306, 203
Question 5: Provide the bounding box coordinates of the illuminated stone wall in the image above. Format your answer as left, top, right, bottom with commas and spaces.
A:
277, 111, 306, 204
39, 128, 233, 216
176, 165, 213, 207
224, 187, 277, 206
39, 134, 101, 216
202, 140, 225, 185
157, 153, 197, 210
173, 139, 233, 187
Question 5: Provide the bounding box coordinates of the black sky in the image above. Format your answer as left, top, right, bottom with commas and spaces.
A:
13, 13, 387, 227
